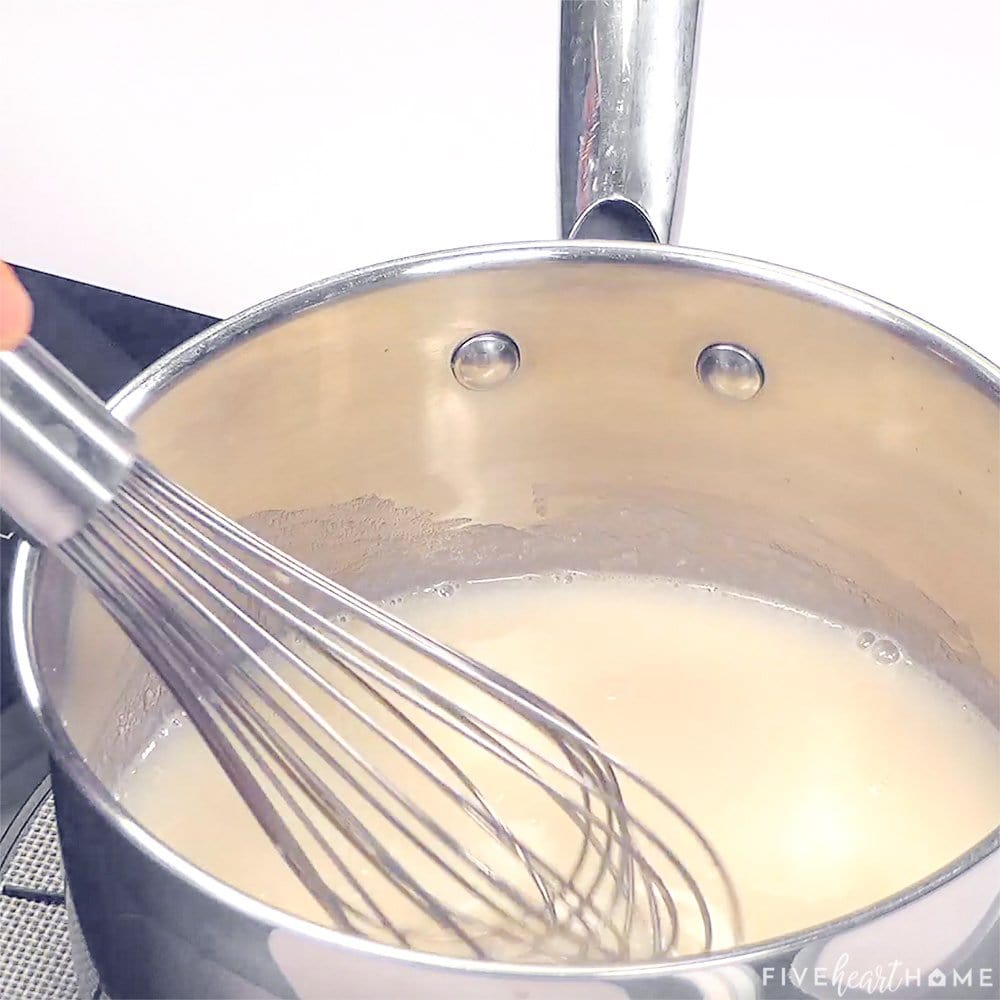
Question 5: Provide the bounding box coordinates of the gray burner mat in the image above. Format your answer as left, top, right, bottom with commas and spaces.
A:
0, 783, 92, 1000
0, 893, 76, 1000
3, 796, 64, 899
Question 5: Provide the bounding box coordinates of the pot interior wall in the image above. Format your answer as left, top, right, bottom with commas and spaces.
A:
26, 255, 999, 788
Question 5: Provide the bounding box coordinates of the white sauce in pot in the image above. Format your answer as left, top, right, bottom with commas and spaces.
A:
116, 575, 999, 959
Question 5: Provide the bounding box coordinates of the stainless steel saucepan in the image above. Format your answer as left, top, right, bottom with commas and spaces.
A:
9, 2, 998, 998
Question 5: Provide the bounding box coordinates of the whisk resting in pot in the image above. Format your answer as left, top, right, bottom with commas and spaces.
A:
0, 338, 741, 961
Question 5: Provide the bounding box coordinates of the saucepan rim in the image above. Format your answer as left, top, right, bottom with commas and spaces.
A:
10, 239, 999, 979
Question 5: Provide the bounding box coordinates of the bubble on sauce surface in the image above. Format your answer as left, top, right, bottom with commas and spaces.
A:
870, 638, 902, 665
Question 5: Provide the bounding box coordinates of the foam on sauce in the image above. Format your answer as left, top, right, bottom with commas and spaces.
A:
117, 574, 999, 959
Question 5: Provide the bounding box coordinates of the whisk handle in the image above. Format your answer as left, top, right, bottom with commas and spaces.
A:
0, 338, 135, 547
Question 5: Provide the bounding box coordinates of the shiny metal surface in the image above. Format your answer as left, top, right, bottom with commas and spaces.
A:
9, 241, 1000, 998
559, 0, 700, 241
695, 344, 765, 401
0, 339, 135, 548
450, 332, 521, 391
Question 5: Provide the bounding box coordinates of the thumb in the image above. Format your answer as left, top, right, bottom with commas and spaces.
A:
0, 262, 33, 351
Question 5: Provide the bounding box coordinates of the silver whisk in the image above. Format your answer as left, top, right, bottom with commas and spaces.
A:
0, 338, 741, 962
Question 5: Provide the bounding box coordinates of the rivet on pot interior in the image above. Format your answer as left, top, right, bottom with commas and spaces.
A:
451, 332, 521, 390
696, 344, 764, 400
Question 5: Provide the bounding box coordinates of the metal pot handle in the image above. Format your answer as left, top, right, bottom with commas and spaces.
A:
559, 0, 701, 243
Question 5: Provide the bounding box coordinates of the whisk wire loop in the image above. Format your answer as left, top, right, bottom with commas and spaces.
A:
59, 459, 742, 961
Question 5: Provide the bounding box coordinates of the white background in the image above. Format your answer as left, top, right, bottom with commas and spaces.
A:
1, 0, 997, 361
